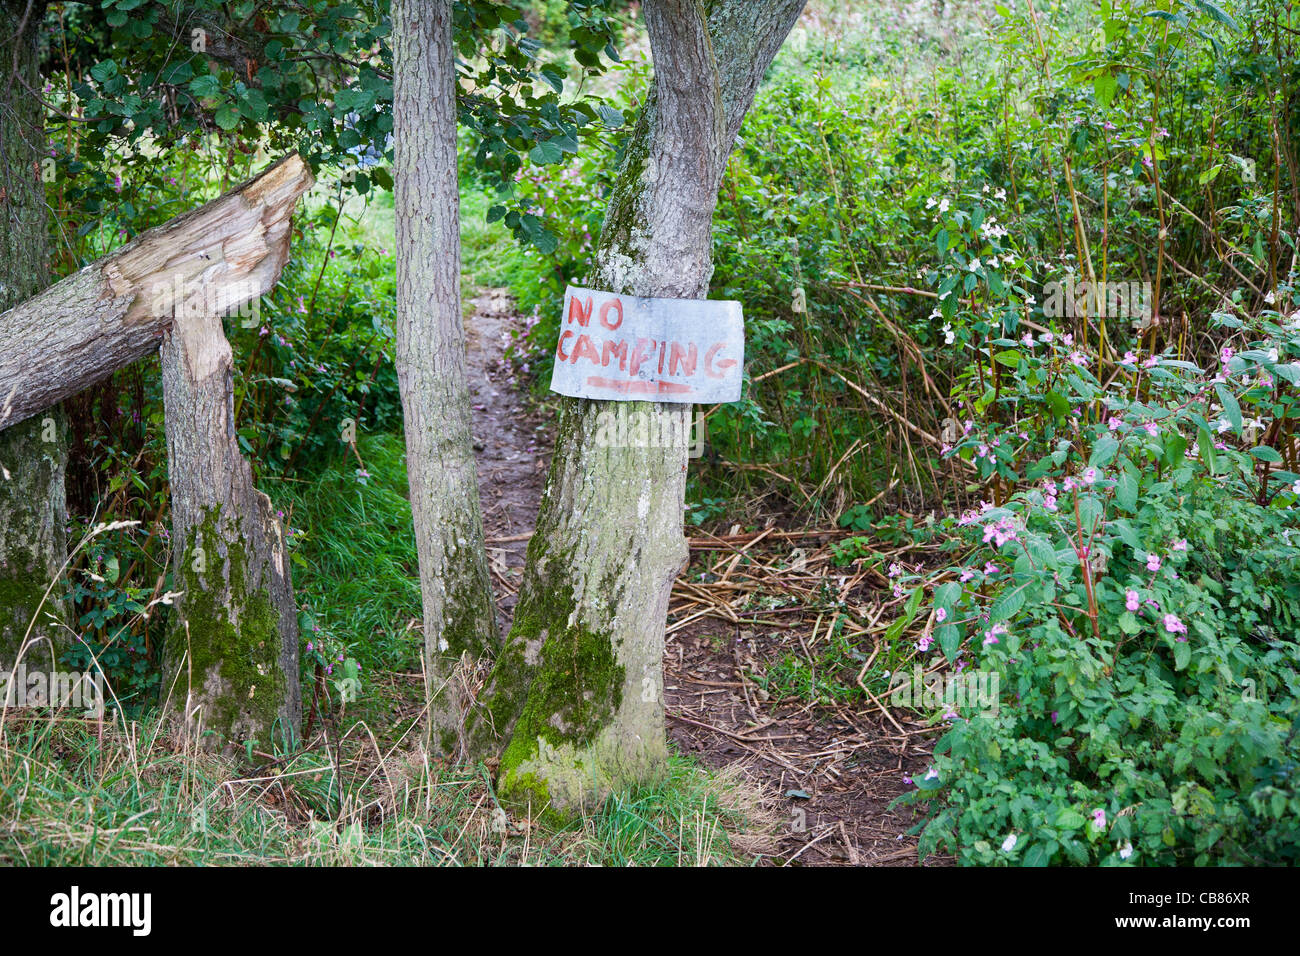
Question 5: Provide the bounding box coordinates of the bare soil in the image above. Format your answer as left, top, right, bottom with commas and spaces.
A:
465, 288, 941, 866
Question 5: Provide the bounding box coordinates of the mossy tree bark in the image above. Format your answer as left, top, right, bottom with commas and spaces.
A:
149, 159, 314, 751
473, 0, 806, 815
392, 0, 500, 756
159, 306, 302, 751
0, 0, 68, 671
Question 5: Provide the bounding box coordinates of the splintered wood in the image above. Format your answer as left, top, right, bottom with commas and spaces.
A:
0, 154, 314, 430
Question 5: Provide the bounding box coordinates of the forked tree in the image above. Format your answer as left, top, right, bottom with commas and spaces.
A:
471, 0, 807, 815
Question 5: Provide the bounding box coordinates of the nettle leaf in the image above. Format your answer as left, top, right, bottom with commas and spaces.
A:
1249, 445, 1282, 463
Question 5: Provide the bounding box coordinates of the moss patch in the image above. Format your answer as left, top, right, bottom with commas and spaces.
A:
164, 505, 288, 749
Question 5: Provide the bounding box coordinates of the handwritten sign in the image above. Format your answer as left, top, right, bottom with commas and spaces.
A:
548, 285, 744, 404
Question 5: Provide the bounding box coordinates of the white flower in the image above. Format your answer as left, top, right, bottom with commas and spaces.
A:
942, 323, 955, 344
938, 197, 950, 213
923, 766, 939, 781
969, 258, 981, 272
995, 187, 1007, 201
1119, 841, 1134, 860
1001, 833, 1018, 852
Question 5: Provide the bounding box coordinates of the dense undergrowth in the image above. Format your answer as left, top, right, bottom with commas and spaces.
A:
6, 0, 1299, 865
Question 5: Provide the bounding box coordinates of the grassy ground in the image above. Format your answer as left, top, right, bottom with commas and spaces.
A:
0, 714, 768, 865
0, 428, 771, 866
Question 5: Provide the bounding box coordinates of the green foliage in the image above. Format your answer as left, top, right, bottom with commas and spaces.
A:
898, 308, 1300, 865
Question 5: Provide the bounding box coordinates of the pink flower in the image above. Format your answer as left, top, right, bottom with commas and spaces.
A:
1144, 422, 1159, 437
1043, 494, 1058, 512
1220, 346, 1235, 364
917, 635, 934, 652
1082, 467, 1098, 485
1163, 613, 1187, 635
960, 568, 975, 583
1126, 590, 1140, 612
1146, 554, 1161, 572
1122, 350, 1138, 365
1108, 416, 1122, 430
1172, 539, 1188, 552
1142, 355, 1160, 368
984, 562, 999, 575
936, 607, 948, 623
1092, 808, 1107, 830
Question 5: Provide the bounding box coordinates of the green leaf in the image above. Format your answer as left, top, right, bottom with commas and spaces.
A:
1022, 844, 1050, 867
90, 60, 119, 83
215, 104, 240, 130
1215, 383, 1241, 432
885, 586, 925, 641
1056, 808, 1086, 829
1117, 469, 1138, 511
989, 585, 1026, 623
994, 349, 1022, 368
1089, 435, 1119, 467
528, 141, 563, 165
937, 623, 961, 662
1249, 445, 1282, 463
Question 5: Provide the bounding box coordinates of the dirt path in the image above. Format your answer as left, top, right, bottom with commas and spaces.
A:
466, 288, 939, 866
465, 287, 552, 634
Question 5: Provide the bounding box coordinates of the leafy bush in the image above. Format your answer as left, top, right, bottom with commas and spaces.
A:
898, 307, 1300, 865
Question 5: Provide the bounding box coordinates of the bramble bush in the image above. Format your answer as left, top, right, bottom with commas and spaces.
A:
897, 304, 1300, 865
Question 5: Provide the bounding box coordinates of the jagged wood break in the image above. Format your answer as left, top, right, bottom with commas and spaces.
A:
0, 153, 314, 430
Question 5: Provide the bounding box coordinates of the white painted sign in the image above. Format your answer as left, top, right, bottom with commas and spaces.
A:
548, 285, 744, 404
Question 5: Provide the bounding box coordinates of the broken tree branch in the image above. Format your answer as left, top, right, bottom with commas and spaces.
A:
0, 153, 314, 430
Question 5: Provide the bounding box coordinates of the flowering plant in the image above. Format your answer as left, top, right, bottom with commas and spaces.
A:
898, 305, 1300, 865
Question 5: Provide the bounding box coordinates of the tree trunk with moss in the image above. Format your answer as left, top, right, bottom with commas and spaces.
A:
473, 0, 806, 815
0, 0, 68, 672
392, 0, 500, 756
149, 161, 314, 751
158, 305, 302, 751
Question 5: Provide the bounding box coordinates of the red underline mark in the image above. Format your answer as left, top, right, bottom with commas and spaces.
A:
584, 376, 695, 397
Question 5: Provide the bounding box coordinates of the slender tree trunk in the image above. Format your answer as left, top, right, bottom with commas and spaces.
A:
0, 154, 313, 430
158, 299, 302, 751
392, 0, 500, 756
474, 0, 806, 815
0, 0, 67, 671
